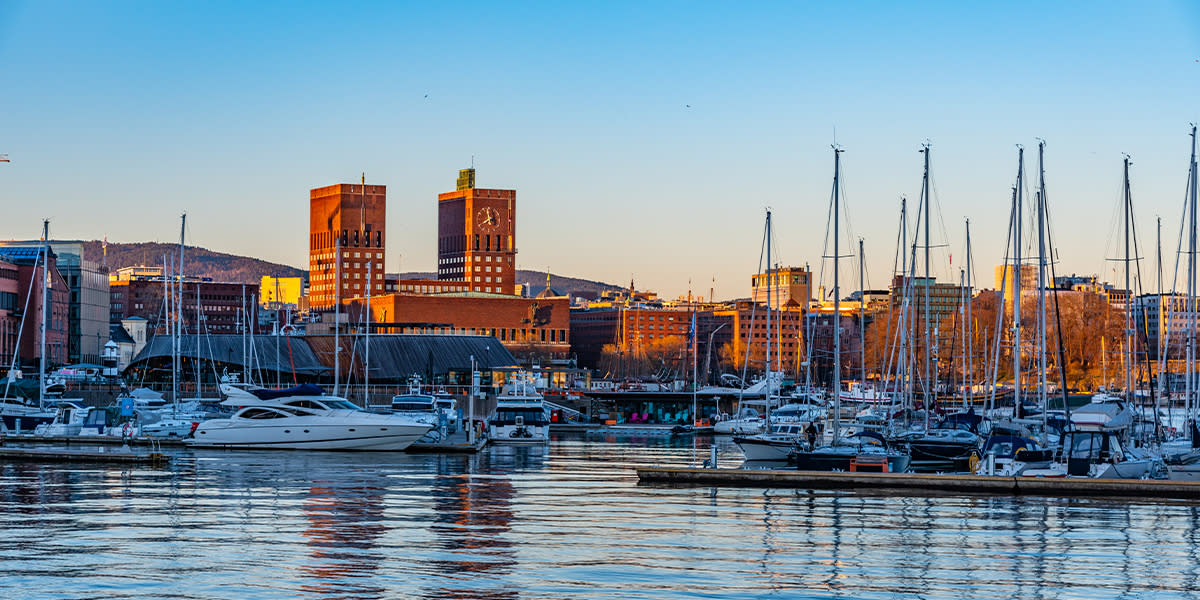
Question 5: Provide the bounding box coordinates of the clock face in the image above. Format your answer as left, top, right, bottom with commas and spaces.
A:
477, 206, 500, 232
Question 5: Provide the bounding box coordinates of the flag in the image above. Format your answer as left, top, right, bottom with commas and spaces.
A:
688, 310, 696, 348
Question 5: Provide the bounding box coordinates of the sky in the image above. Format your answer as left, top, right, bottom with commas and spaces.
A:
2, 1, 1200, 301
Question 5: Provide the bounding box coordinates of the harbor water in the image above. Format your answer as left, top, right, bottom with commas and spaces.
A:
4, 433, 1200, 599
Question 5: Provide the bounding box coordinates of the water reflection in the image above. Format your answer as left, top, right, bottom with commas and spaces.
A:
299, 478, 388, 600
3, 437, 1200, 599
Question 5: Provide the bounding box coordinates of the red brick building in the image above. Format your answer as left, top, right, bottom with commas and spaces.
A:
0, 247, 70, 369
712, 300, 804, 376
348, 293, 571, 360
110, 271, 254, 335
309, 182, 386, 311
0, 258, 19, 368
437, 169, 517, 295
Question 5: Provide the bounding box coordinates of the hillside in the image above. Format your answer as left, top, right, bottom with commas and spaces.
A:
86, 241, 622, 295
83, 241, 305, 283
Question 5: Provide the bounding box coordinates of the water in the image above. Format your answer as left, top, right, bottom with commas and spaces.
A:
3, 434, 1200, 599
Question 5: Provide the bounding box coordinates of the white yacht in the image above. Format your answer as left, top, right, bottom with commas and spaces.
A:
488, 373, 549, 444
390, 378, 455, 443
189, 384, 433, 450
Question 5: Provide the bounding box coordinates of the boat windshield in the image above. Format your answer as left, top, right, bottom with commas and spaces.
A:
283, 398, 360, 411
393, 402, 436, 411
320, 399, 362, 411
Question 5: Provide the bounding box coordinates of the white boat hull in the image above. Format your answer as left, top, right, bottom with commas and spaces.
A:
189, 415, 431, 450
735, 436, 798, 461
714, 418, 763, 435
490, 424, 549, 444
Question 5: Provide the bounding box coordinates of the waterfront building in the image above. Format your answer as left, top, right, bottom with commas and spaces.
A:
309, 182, 386, 311
1131, 292, 1200, 361
437, 168, 517, 295
891, 275, 966, 322
109, 268, 255, 334
0, 240, 108, 364
0, 258, 18, 368
712, 300, 804, 377
259, 276, 303, 309
346, 292, 571, 362
751, 266, 812, 310
0, 246, 69, 369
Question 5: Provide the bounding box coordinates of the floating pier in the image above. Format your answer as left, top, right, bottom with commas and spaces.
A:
4, 434, 187, 447
0, 446, 170, 465
405, 436, 488, 453
636, 467, 1200, 500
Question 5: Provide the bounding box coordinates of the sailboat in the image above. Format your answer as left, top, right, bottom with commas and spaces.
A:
886, 145, 984, 471
789, 146, 910, 473
735, 210, 824, 459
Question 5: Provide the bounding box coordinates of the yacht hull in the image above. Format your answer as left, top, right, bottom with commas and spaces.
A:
734, 435, 799, 461
189, 420, 431, 450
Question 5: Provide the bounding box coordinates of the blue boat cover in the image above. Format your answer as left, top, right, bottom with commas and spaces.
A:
250, 384, 325, 400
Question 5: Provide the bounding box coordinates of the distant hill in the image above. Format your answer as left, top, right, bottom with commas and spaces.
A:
83, 241, 305, 283
396, 270, 622, 297
85, 241, 622, 295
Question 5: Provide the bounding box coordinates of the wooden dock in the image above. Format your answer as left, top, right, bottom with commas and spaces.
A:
4, 434, 187, 447
636, 467, 1200, 500
0, 446, 170, 465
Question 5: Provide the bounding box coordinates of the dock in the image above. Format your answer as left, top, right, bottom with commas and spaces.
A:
4, 434, 187, 447
0, 446, 170, 465
404, 429, 489, 453
636, 467, 1200, 500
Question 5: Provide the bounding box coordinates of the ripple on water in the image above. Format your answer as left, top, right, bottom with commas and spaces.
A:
1, 436, 1200, 599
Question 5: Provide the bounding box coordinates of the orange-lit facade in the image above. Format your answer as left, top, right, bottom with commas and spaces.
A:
437, 169, 517, 295
348, 293, 571, 359
712, 300, 805, 375
309, 183, 386, 311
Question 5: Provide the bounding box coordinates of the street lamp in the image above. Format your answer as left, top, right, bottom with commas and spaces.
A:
705, 323, 728, 386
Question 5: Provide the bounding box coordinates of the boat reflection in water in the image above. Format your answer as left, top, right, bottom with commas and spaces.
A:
300, 481, 389, 599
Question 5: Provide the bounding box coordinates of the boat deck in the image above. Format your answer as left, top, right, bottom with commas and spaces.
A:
637, 466, 1200, 500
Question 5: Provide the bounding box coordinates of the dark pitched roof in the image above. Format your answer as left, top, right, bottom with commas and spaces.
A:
305, 334, 515, 380
110, 324, 135, 345
129, 334, 330, 376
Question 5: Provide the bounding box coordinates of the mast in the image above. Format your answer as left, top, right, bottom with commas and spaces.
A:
832, 146, 843, 443
1123, 155, 1134, 397
765, 209, 773, 417
966, 218, 973, 408
1157, 216, 1165, 433
1037, 142, 1049, 436
1013, 147, 1025, 416
363, 173, 370, 405
899, 197, 909, 413
176, 213, 186, 412
1189, 125, 1198, 435
335, 214, 341, 397
920, 144, 933, 429
960, 268, 967, 408
859, 238, 867, 394
38, 220, 49, 410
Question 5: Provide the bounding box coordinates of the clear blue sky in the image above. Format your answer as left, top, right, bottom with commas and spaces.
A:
2, 1, 1199, 300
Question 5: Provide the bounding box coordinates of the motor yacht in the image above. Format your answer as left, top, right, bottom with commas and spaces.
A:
488, 373, 549, 444
189, 384, 433, 450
